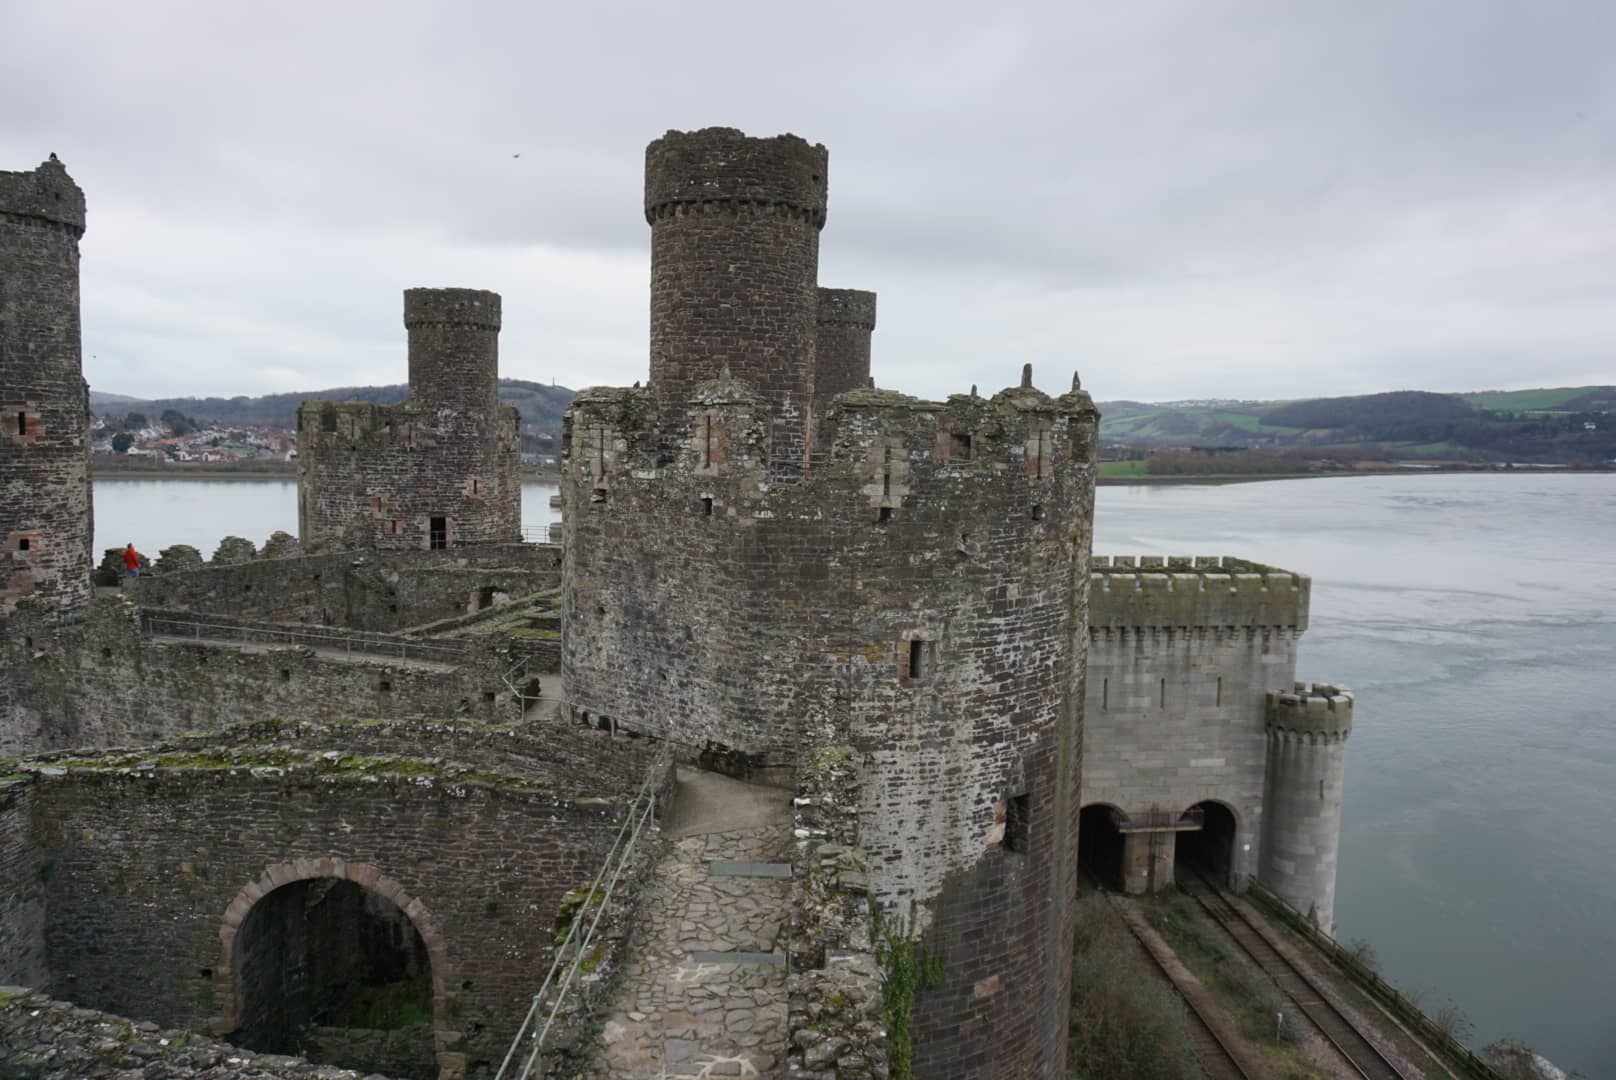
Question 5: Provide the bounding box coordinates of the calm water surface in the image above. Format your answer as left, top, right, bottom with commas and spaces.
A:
94, 472, 1616, 1074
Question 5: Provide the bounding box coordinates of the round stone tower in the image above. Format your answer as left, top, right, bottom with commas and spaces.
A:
645, 128, 827, 472
1, 157, 92, 617
1260, 681, 1353, 932
404, 287, 501, 413
812, 286, 876, 417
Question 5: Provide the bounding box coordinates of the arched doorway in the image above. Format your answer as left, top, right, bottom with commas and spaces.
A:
1174, 801, 1238, 887
1078, 804, 1126, 891
219, 862, 450, 1079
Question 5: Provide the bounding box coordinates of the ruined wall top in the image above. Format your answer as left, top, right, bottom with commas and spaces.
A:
817, 287, 877, 329
644, 127, 828, 226
403, 287, 502, 332
0, 157, 85, 233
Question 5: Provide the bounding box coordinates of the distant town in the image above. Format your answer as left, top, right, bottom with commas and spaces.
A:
89, 381, 1613, 480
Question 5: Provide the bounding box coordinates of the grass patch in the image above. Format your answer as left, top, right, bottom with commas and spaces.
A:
1069, 895, 1199, 1079
1143, 891, 1327, 1078
1098, 460, 1150, 478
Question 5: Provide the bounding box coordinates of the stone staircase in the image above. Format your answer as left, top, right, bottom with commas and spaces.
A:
594, 768, 794, 1078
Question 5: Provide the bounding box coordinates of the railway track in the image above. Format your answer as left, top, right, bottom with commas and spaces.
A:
1084, 876, 1254, 1080
1181, 870, 1411, 1080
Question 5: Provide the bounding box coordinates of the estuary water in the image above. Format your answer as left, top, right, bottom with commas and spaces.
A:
92, 472, 1616, 1074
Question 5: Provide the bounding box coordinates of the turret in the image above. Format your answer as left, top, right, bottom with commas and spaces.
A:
404, 287, 501, 413
645, 128, 827, 473
1260, 681, 1353, 932
1, 157, 92, 616
813, 287, 876, 416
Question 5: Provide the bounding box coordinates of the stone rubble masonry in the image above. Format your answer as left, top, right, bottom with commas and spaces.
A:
787, 742, 887, 1078
298, 289, 520, 553
1, 158, 93, 617
0, 728, 664, 1079
1260, 682, 1353, 932
812, 287, 876, 419
566, 123, 1100, 1080
0, 780, 47, 987
646, 128, 828, 471
0, 989, 386, 1080
128, 539, 559, 633
0, 595, 517, 759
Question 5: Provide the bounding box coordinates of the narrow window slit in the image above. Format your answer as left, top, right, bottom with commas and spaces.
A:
1003, 794, 1030, 853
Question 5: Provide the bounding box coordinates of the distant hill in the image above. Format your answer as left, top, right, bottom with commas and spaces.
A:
1096, 386, 1616, 464
89, 379, 576, 433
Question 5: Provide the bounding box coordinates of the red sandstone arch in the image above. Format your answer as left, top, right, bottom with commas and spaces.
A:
215, 858, 455, 1074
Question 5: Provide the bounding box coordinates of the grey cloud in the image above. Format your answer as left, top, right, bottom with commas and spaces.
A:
3, 0, 1613, 402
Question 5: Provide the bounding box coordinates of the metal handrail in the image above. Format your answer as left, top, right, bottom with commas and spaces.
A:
495, 737, 669, 1080
520, 524, 558, 544
141, 614, 468, 663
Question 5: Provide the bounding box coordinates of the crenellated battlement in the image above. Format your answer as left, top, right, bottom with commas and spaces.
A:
1090, 554, 1310, 631
565, 371, 1098, 505
816, 287, 877, 329
1266, 681, 1353, 741
0, 158, 86, 234
402, 287, 501, 331
644, 128, 828, 227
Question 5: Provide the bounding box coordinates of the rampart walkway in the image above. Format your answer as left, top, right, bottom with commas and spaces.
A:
595, 768, 793, 1078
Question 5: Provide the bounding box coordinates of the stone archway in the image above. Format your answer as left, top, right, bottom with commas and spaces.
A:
1175, 800, 1239, 888
1077, 803, 1128, 891
215, 859, 459, 1078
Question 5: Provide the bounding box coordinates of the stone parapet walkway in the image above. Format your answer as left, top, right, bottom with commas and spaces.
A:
594, 768, 794, 1078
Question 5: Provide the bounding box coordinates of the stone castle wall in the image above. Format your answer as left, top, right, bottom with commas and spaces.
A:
2, 733, 662, 1078
1, 159, 92, 617
0, 598, 515, 759
298, 289, 520, 553
0, 779, 47, 987
1083, 557, 1311, 887
1082, 556, 1350, 923
129, 541, 559, 632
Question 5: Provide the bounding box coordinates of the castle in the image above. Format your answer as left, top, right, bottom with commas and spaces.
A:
0, 133, 1352, 1079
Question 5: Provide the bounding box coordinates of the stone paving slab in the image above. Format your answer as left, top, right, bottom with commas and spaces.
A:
707, 861, 792, 879
688, 951, 785, 966
594, 769, 793, 1079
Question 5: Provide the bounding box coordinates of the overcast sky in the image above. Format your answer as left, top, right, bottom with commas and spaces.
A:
4, 0, 1613, 404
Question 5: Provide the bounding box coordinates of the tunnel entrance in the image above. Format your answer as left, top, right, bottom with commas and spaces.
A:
1175, 801, 1237, 887
1078, 804, 1126, 891
234, 877, 436, 1078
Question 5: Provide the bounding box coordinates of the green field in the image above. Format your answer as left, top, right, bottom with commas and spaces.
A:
1097, 460, 1150, 477
1459, 386, 1607, 411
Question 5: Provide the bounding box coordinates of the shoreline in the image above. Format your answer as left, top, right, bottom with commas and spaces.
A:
91, 463, 1611, 486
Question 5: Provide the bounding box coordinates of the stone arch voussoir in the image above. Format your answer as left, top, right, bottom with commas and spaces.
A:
215, 858, 460, 1077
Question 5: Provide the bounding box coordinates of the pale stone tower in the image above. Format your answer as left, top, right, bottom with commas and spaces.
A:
1260, 682, 1353, 931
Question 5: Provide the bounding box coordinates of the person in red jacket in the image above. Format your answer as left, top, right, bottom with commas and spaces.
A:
122, 543, 142, 579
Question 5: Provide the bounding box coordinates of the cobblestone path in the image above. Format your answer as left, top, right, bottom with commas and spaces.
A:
594, 768, 793, 1078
